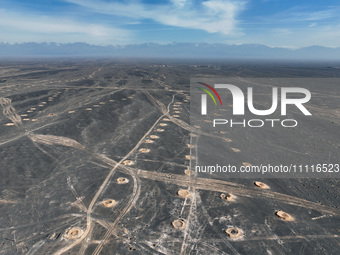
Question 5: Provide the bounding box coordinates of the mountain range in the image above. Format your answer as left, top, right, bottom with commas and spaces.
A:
0, 42, 339, 60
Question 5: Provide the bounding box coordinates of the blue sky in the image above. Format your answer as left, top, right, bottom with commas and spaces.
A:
0, 0, 339, 48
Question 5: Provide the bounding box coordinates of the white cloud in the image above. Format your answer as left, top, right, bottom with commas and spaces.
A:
286, 9, 337, 22
231, 24, 340, 48
262, 7, 340, 24
65, 0, 245, 35
233, 6, 340, 48
171, 0, 187, 8
0, 9, 131, 44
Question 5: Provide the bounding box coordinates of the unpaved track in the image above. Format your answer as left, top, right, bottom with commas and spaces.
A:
91, 92, 177, 255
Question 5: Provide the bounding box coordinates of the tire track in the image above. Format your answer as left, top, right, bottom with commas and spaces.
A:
91, 92, 177, 255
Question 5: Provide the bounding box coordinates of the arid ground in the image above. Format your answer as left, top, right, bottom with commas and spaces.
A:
0, 59, 340, 254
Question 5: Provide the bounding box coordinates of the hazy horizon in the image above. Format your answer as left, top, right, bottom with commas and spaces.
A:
1, 41, 340, 60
